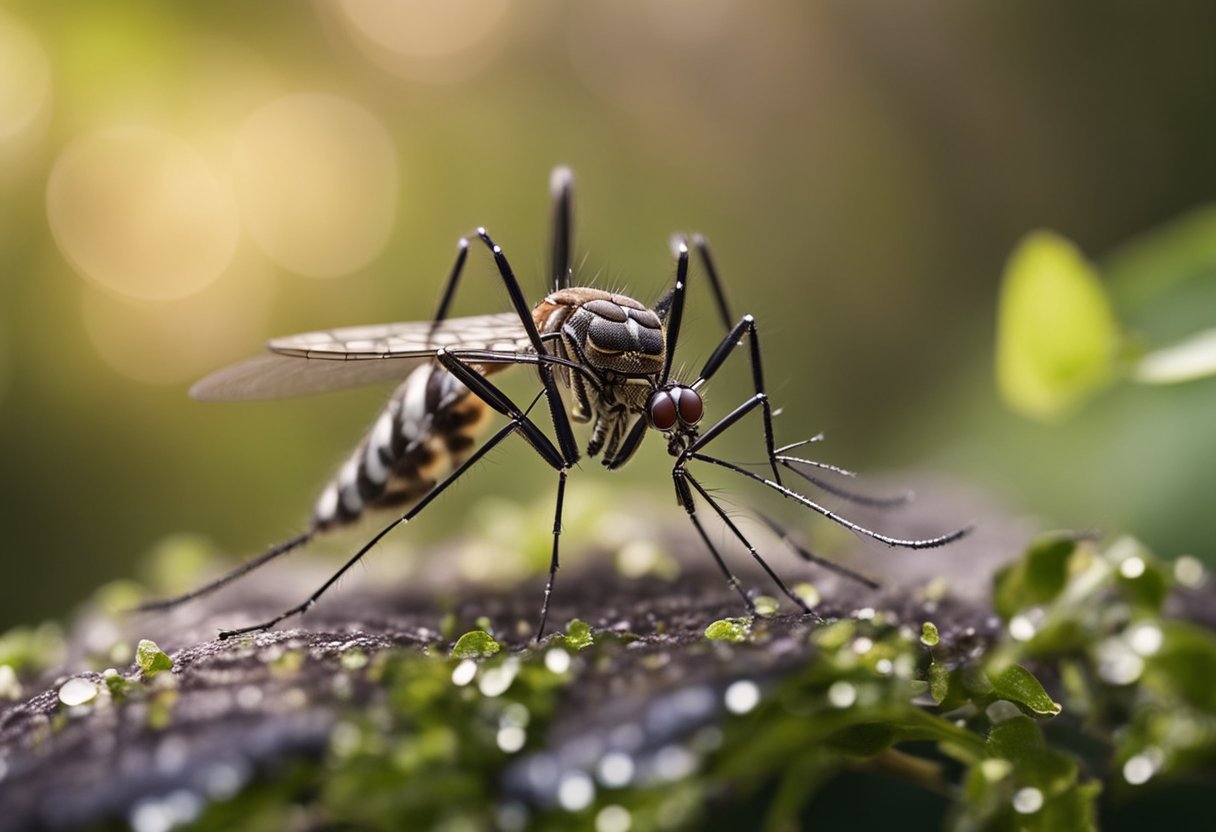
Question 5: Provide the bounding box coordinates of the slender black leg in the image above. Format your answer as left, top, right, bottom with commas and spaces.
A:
536, 470, 568, 640
474, 229, 581, 467
690, 234, 736, 334
682, 470, 814, 616
694, 315, 782, 485
688, 451, 971, 549
429, 238, 470, 329
549, 166, 574, 291
219, 421, 523, 639
753, 513, 880, 590
673, 470, 756, 614
220, 351, 573, 639
134, 530, 313, 613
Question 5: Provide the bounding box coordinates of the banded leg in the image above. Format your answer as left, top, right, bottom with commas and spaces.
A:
219, 350, 571, 639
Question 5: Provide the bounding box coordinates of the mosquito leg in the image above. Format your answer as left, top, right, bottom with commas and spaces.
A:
690, 451, 970, 549
474, 229, 581, 467
753, 512, 880, 590
134, 530, 314, 613
690, 234, 735, 334
673, 470, 756, 614
693, 314, 782, 485
682, 471, 815, 616
536, 469, 568, 641
549, 166, 574, 292
218, 421, 523, 639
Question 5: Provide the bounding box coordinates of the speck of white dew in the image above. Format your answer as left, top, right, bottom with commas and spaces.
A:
596, 805, 633, 832
1012, 787, 1044, 814
851, 637, 874, 655
1127, 623, 1164, 657
451, 659, 477, 686
1097, 638, 1144, 685
58, 677, 98, 707
1009, 614, 1037, 642
1120, 556, 1147, 579
724, 680, 760, 715
478, 658, 519, 698
545, 648, 571, 674
654, 745, 698, 781
0, 665, 22, 701
496, 725, 526, 754
557, 771, 595, 811
1174, 555, 1204, 588
1123, 754, 1155, 785
827, 681, 857, 709
597, 751, 635, 788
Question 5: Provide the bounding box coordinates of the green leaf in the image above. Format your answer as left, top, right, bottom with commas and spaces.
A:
996, 230, 1120, 421
136, 639, 173, 677
987, 715, 1046, 761
827, 723, 897, 756
705, 618, 751, 643
563, 618, 594, 650
450, 630, 500, 659
920, 622, 940, 647
1144, 621, 1216, 711
988, 663, 1062, 717
993, 534, 1077, 620
929, 661, 970, 712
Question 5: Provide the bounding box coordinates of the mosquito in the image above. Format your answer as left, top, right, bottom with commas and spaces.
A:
138, 167, 968, 640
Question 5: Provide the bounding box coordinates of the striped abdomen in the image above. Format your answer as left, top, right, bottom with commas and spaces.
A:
312, 362, 493, 531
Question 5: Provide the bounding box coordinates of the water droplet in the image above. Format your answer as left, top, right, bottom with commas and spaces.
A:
545, 648, 571, 674
653, 745, 698, 780
478, 658, 519, 697
1174, 555, 1205, 588
1127, 623, 1163, 656
1123, 754, 1154, 785
1012, 787, 1043, 814
1097, 638, 1144, 685
1009, 614, 1037, 642
1120, 556, 1146, 579
596, 805, 632, 832
723, 680, 760, 714
827, 681, 856, 708
496, 725, 526, 753
597, 751, 635, 788
58, 677, 98, 707
451, 659, 477, 686
557, 771, 595, 811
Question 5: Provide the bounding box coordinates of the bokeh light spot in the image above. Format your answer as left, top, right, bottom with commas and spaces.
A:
233, 93, 397, 278
0, 11, 52, 144
47, 127, 240, 301
328, 0, 510, 82
80, 254, 274, 386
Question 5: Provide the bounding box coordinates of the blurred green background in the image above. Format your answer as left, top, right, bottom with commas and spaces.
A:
0, 1, 1212, 631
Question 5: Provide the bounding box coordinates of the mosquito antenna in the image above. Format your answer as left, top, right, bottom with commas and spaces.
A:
778, 457, 914, 508
132, 530, 314, 613
753, 512, 880, 589
690, 452, 971, 548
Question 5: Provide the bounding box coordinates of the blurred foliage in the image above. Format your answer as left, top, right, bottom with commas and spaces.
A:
2, 534, 1193, 831
996, 215, 1216, 421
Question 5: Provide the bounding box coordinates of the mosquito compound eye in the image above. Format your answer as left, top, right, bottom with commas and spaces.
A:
673, 387, 703, 426
649, 391, 678, 431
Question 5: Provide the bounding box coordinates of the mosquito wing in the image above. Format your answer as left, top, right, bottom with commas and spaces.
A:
191, 312, 534, 401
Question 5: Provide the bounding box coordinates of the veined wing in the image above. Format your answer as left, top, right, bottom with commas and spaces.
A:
191, 312, 533, 401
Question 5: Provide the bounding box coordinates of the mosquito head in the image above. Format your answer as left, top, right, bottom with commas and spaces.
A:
647, 383, 703, 454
